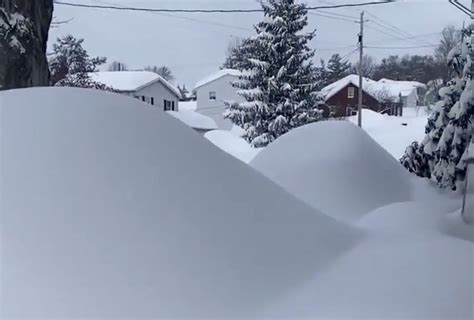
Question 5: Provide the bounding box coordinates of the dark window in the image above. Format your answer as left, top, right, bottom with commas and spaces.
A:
142, 96, 146, 102
209, 91, 216, 100
172, 101, 175, 111
151, 97, 154, 106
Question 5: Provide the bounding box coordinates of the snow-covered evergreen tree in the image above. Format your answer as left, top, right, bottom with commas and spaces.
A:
224, 0, 323, 147
400, 29, 474, 190
326, 53, 351, 85
49, 35, 110, 90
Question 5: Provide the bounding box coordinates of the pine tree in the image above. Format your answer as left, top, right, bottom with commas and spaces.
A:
222, 37, 256, 70
49, 35, 108, 88
400, 30, 473, 190
177, 84, 189, 101
326, 53, 351, 84
224, 0, 323, 147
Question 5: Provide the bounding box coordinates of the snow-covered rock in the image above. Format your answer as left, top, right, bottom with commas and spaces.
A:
251, 121, 413, 221
204, 130, 262, 163
0, 87, 360, 319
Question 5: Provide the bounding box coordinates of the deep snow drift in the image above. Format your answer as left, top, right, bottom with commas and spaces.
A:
263, 202, 473, 319
0, 88, 359, 319
251, 121, 413, 221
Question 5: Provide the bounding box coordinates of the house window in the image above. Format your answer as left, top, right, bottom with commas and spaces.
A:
164, 100, 176, 111
151, 97, 154, 106
348, 87, 355, 99
209, 91, 217, 100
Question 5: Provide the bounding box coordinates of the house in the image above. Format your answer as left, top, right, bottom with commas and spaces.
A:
321, 75, 426, 117
90, 71, 180, 111
194, 69, 243, 130
321, 75, 382, 117
377, 78, 427, 108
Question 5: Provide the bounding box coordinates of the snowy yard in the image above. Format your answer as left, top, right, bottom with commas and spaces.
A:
1, 89, 472, 319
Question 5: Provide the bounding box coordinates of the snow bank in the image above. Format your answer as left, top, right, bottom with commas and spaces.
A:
263, 200, 474, 319
251, 121, 413, 221
167, 110, 217, 131
204, 130, 262, 163
0, 88, 360, 319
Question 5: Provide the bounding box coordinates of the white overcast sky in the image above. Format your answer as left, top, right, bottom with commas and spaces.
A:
50, 0, 470, 87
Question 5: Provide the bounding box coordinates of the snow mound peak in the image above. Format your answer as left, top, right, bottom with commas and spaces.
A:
251, 120, 413, 221
1, 88, 360, 319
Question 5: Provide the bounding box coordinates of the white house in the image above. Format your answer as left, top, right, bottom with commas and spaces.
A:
90, 71, 180, 111
194, 69, 243, 130
376, 78, 427, 108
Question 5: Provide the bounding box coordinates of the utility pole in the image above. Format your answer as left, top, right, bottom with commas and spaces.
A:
357, 11, 364, 128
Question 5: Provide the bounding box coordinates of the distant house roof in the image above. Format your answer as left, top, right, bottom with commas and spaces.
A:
194, 69, 242, 90
321, 74, 377, 101
167, 110, 218, 131
90, 71, 180, 97
321, 74, 426, 102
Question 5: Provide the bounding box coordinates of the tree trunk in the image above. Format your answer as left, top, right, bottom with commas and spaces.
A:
0, 0, 53, 90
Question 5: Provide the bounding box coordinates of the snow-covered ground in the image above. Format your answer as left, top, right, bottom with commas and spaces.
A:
349, 108, 429, 159
1, 89, 472, 319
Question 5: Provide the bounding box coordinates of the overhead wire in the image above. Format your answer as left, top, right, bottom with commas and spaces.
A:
53, 1, 397, 13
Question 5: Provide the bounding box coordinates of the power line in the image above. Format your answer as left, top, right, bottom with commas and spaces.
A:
53, 1, 397, 13
365, 44, 437, 49
365, 11, 411, 38
364, 11, 435, 47
309, 12, 357, 23
340, 47, 360, 60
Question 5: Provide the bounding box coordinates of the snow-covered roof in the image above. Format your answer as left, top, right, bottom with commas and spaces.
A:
89, 71, 180, 96
378, 78, 426, 89
167, 110, 218, 130
321, 74, 377, 101
194, 69, 242, 89
321, 74, 426, 102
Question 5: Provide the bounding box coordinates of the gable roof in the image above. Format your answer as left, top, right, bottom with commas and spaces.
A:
321, 74, 426, 102
194, 69, 242, 90
90, 71, 180, 97
321, 74, 378, 101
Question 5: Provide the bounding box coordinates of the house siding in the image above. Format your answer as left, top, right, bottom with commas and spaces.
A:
123, 81, 179, 111
196, 74, 244, 130
326, 83, 380, 118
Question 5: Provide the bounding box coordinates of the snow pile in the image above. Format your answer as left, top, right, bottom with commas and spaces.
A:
251, 121, 413, 221
204, 130, 262, 163
0, 88, 360, 319
89, 71, 179, 95
349, 109, 428, 158
167, 110, 217, 131
263, 201, 474, 319
194, 69, 241, 89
